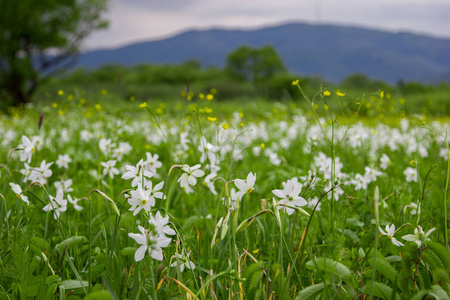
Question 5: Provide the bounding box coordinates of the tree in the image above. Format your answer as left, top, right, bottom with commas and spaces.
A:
226, 45, 286, 83
0, 0, 108, 106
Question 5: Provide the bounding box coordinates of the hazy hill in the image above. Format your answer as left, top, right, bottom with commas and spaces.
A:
78, 23, 450, 84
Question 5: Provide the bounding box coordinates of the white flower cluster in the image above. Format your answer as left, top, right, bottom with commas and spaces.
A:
10, 135, 81, 219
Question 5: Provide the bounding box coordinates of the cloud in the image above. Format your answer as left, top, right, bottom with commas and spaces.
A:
112, 0, 199, 12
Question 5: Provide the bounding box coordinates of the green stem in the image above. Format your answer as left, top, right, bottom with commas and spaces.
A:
89, 197, 92, 292
281, 188, 333, 297
445, 138, 449, 248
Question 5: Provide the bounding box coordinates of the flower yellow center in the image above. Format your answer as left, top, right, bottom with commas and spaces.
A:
141, 199, 147, 205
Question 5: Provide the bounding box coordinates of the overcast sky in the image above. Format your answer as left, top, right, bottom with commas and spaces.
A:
82, 0, 450, 50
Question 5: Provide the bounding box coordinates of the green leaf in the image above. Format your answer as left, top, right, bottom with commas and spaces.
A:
46, 283, 58, 300
418, 267, 432, 290
55, 236, 87, 252
400, 243, 416, 295
363, 281, 400, 300
295, 283, 325, 300
182, 215, 200, 230
367, 255, 398, 284
346, 217, 364, 227
121, 247, 137, 256
343, 229, 360, 242
248, 270, 264, 292
432, 269, 450, 285
386, 255, 402, 263
306, 257, 351, 278
59, 286, 65, 300
220, 224, 229, 240
411, 290, 428, 300
422, 251, 443, 272
84, 290, 113, 300
102, 276, 119, 300
426, 242, 450, 271
243, 262, 264, 299
60, 280, 89, 290
30, 236, 46, 251
429, 285, 450, 300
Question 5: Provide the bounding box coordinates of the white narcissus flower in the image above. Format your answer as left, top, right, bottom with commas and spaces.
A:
112, 142, 132, 161
379, 224, 404, 247
43, 189, 67, 219
145, 180, 166, 204
266, 150, 281, 166
178, 164, 205, 188
404, 167, 418, 182
68, 194, 83, 211
325, 181, 344, 201
101, 160, 120, 179
20, 163, 33, 183
299, 170, 318, 189
28, 160, 53, 185
80, 130, 93, 142
170, 251, 196, 272
198, 136, 218, 164
122, 159, 153, 187
308, 196, 321, 211
56, 154, 72, 169
273, 180, 307, 215
128, 225, 172, 262
9, 183, 29, 205
19, 135, 36, 163
402, 225, 435, 248
203, 173, 217, 195
183, 184, 194, 194
145, 152, 163, 175
180, 132, 191, 151
380, 154, 391, 170
128, 185, 153, 216
364, 167, 382, 182
234, 172, 256, 200
148, 211, 176, 237
54, 179, 74, 194
99, 138, 116, 156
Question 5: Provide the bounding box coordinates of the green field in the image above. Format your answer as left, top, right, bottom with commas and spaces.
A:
1, 80, 450, 299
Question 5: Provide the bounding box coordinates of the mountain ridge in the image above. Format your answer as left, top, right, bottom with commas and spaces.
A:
78, 22, 450, 84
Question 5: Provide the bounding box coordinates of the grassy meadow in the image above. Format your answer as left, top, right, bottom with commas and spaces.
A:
1, 76, 450, 299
